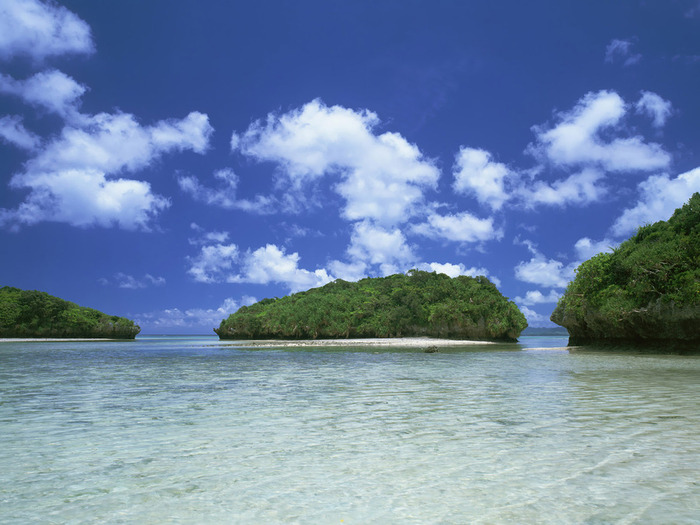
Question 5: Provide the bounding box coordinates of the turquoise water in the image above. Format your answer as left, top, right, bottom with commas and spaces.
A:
1, 335, 699, 523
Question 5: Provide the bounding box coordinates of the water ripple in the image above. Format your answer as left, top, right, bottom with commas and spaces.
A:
1, 338, 699, 523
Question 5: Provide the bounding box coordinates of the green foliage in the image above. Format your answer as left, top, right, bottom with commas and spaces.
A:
552, 193, 700, 329
0, 287, 140, 339
216, 270, 527, 341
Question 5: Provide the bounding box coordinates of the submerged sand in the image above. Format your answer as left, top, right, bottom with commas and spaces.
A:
220, 337, 495, 348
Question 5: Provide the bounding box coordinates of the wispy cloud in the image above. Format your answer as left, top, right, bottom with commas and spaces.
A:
99, 273, 166, 289
604, 38, 641, 66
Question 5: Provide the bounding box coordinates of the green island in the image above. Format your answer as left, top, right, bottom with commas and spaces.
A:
216, 270, 527, 341
551, 193, 700, 347
0, 286, 140, 339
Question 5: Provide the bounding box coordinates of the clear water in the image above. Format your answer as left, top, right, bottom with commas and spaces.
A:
1, 335, 699, 524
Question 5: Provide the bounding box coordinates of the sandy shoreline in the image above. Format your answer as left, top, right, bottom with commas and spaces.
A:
220, 337, 495, 348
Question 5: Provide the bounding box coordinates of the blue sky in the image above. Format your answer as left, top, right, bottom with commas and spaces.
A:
1, 0, 699, 334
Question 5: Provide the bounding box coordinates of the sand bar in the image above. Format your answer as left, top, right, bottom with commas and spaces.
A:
220, 337, 495, 348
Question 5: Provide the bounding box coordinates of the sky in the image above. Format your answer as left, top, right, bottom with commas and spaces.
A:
1, 0, 699, 334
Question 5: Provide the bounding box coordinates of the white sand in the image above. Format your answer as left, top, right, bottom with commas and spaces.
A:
220, 337, 494, 348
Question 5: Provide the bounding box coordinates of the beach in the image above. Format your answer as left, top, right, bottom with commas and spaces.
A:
220, 337, 495, 348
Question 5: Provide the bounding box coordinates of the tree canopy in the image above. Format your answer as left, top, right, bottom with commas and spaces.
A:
0, 286, 140, 339
216, 270, 527, 341
551, 193, 700, 344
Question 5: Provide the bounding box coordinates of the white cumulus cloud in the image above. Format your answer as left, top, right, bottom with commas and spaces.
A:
515, 289, 562, 305
232, 99, 439, 225
635, 91, 673, 128
231, 244, 333, 293
574, 237, 616, 260
187, 243, 239, 284
2, 111, 213, 230
453, 147, 516, 210
519, 169, 606, 208
0, 0, 94, 61
416, 262, 501, 287
0, 115, 40, 150
611, 167, 700, 237
346, 221, 415, 276
187, 234, 333, 294
0, 69, 86, 119
514, 246, 577, 289
412, 211, 501, 243
133, 296, 258, 332
529, 90, 670, 172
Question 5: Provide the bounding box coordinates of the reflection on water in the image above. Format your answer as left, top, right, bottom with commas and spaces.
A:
1, 336, 698, 523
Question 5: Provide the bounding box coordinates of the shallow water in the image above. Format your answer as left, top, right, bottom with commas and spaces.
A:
1, 335, 699, 523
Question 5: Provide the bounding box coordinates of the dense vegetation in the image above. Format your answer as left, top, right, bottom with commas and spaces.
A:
216, 270, 527, 341
551, 193, 700, 345
0, 286, 140, 339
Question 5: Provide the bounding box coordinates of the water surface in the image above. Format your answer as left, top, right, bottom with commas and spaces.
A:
1, 335, 698, 523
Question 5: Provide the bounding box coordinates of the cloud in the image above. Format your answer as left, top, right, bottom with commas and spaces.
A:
25, 112, 211, 174
0, 115, 40, 150
178, 168, 275, 213
100, 273, 166, 289
514, 289, 562, 305
453, 147, 516, 211
0, 70, 86, 119
514, 241, 578, 289
574, 237, 616, 260
133, 296, 257, 332
412, 211, 501, 243
0, 0, 94, 61
635, 91, 673, 128
519, 305, 547, 324
2, 111, 213, 230
416, 262, 501, 287
232, 99, 439, 225
2, 169, 171, 230
326, 259, 369, 282
345, 221, 415, 276
529, 90, 670, 172
611, 167, 700, 237
187, 234, 333, 293
188, 223, 230, 245
187, 242, 239, 283
604, 39, 641, 66
519, 169, 606, 207
231, 244, 333, 293
515, 256, 576, 289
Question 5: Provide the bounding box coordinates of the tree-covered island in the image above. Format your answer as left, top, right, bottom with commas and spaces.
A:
216, 270, 527, 341
551, 193, 700, 347
0, 286, 140, 339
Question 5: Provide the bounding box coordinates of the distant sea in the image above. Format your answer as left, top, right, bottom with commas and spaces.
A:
1, 335, 699, 523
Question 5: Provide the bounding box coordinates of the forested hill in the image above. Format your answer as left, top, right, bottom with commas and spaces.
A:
0, 287, 140, 339
216, 270, 527, 341
551, 193, 700, 346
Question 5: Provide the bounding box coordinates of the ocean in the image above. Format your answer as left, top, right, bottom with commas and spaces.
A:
1, 335, 699, 523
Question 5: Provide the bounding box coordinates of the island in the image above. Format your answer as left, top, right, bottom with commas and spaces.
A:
216, 270, 527, 341
0, 286, 141, 339
551, 193, 700, 348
